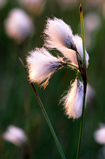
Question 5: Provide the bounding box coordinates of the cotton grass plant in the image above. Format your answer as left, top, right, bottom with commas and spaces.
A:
20, 4, 88, 159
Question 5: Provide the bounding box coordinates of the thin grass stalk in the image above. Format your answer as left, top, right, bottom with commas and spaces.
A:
76, 88, 86, 159
19, 57, 66, 159
79, 4, 86, 66
76, 4, 87, 159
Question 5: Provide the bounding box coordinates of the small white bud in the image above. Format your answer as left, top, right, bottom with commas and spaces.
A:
5, 8, 34, 44
3, 126, 27, 146
62, 78, 84, 119
94, 124, 105, 144
26, 47, 66, 88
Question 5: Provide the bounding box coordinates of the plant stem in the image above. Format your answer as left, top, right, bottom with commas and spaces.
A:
76, 87, 86, 159
76, 4, 87, 159
19, 57, 66, 159
79, 4, 86, 66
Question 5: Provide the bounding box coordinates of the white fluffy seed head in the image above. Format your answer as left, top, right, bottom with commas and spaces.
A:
94, 124, 105, 144
44, 17, 79, 66
62, 78, 84, 119
44, 17, 74, 50
26, 47, 66, 88
44, 17, 89, 68
3, 126, 27, 146
5, 8, 34, 44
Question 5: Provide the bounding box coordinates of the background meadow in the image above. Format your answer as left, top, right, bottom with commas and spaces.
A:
0, 0, 105, 158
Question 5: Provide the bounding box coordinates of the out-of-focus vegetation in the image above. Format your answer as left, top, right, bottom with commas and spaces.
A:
1, 0, 105, 158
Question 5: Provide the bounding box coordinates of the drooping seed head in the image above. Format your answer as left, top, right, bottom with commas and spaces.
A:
44, 17, 89, 68
62, 78, 84, 119
26, 47, 66, 88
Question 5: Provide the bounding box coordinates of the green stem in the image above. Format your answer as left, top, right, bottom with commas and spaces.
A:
19, 57, 66, 159
79, 4, 86, 66
76, 89, 86, 159
76, 4, 87, 159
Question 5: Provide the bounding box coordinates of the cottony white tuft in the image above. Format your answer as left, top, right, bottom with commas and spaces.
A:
94, 124, 105, 144
26, 47, 66, 88
44, 17, 74, 49
3, 125, 27, 146
44, 18, 79, 65
63, 78, 84, 119
44, 17, 89, 68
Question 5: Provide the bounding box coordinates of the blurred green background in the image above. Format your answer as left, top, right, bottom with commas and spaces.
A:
1, 0, 105, 158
